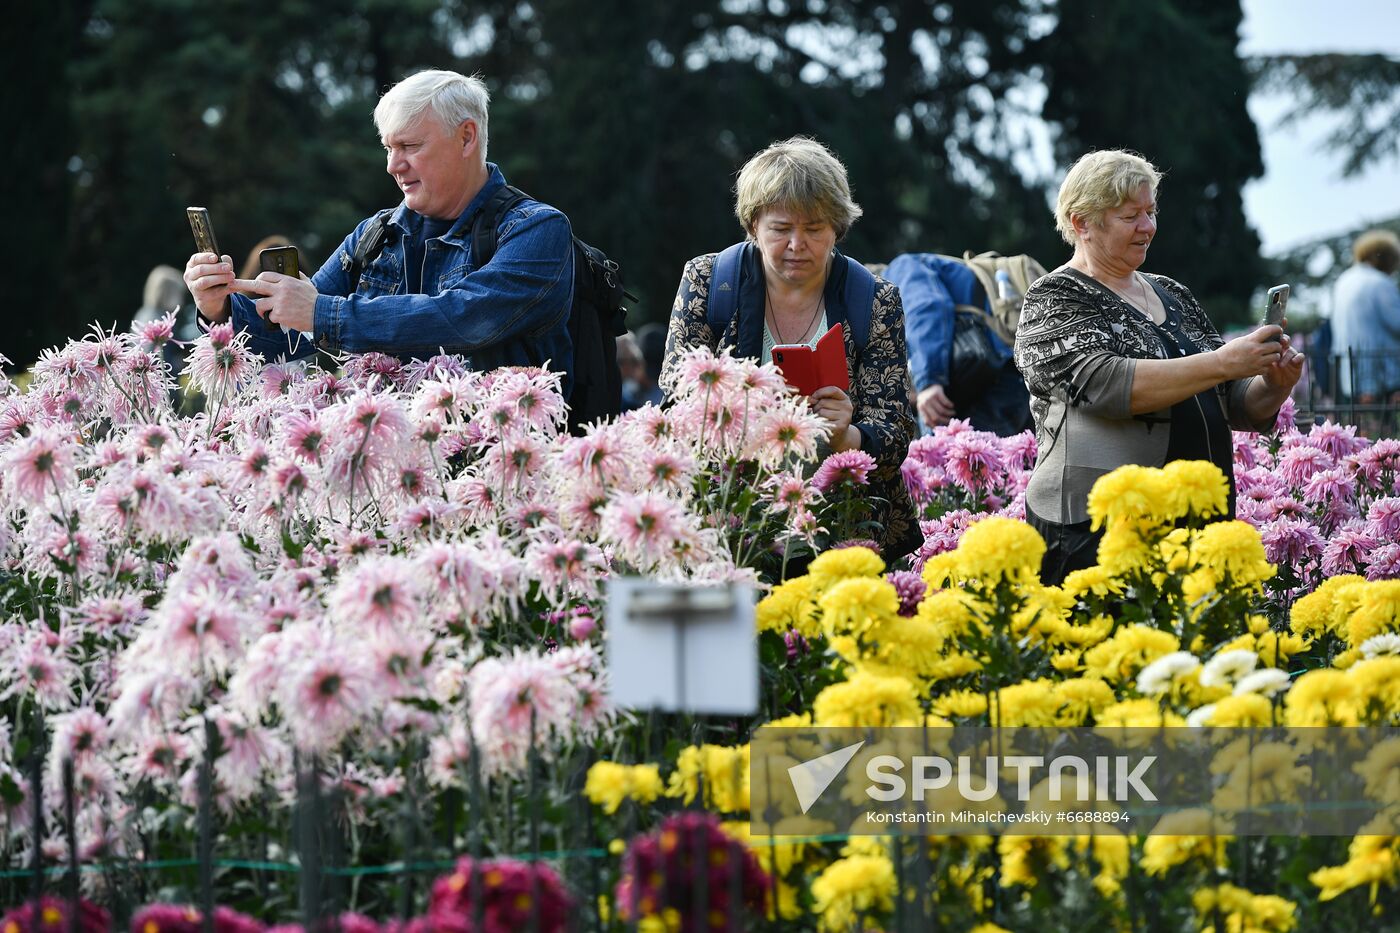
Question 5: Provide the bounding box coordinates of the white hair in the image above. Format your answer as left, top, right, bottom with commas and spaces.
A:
374, 70, 490, 160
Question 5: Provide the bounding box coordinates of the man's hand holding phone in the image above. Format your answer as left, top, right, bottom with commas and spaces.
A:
230, 268, 318, 335
183, 252, 237, 323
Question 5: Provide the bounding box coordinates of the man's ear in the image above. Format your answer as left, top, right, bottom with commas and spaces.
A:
458, 119, 478, 157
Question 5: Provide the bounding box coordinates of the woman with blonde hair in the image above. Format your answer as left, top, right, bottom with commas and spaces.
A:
660, 137, 918, 557
1014, 149, 1303, 582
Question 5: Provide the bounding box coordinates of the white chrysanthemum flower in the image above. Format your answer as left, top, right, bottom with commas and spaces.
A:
1136, 651, 1200, 696
1199, 649, 1258, 688
1186, 704, 1217, 728
1233, 668, 1292, 698
1360, 633, 1400, 659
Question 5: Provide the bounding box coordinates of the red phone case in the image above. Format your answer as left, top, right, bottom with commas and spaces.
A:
770, 323, 849, 396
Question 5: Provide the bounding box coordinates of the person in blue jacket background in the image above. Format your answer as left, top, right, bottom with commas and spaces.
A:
886, 253, 1033, 437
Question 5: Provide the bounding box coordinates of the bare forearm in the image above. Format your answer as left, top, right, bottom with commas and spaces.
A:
1243, 374, 1290, 425
1129, 353, 1227, 414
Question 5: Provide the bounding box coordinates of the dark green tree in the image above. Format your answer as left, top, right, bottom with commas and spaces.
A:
1036, 0, 1264, 325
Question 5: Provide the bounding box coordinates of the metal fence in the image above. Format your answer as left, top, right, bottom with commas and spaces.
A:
1293, 340, 1400, 435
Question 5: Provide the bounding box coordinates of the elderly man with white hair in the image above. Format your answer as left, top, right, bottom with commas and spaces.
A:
182, 69, 575, 388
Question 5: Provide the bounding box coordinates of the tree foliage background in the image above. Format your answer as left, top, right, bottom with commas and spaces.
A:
6, 0, 1304, 370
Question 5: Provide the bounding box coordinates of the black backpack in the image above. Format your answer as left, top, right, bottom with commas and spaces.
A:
342, 186, 628, 434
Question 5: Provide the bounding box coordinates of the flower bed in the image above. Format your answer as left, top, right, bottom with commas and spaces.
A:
2, 320, 1399, 929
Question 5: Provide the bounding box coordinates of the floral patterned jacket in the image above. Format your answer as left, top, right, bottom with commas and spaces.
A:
660, 246, 920, 559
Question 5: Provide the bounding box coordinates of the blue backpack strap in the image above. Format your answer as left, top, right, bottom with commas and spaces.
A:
705, 242, 747, 338
840, 255, 877, 351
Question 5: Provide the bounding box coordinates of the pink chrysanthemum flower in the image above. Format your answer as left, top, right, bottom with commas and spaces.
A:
1366, 544, 1400, 580
885, 571, 927, 617
1366, 497, 1400, 540
1302, 467, 1355, 508
1258, 516, 1324, 568
767, 473, 819, 514
3, 425, 76, 506
640, 448, 697, 492
1306, 420, 1365, 460
597, 491, 690, 565
130, 732, 192, 782
526, 536, 605, 599
279, 410, 327, 464
1277, 444, 1335, 488
328, 556, 421, 633
944, 431, 1006, 493
133, 311, 177, 349
749, 407, 825, 465
1321, 521, 1377, 577
676, 346, 742, 396
344, 351, 407, 391
50, 707, 109, 764
185, 322, 257, 398
283, 649, 375, 752
811, 449, 877, 494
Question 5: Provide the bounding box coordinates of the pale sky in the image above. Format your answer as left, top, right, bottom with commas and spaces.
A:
1239, 0, 1400, 255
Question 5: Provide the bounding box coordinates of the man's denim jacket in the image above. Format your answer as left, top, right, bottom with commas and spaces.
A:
229, 164, 575, 393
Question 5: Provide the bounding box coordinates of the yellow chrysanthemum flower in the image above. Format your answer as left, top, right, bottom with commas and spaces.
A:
807, 546, 885, 595
819, 577, 900, 639
1284, 669, 1359, 726
955, 516, 1046, 584
1343, 580, 1400, 648
1141, 809, 1233, 875
1204, 693, 1274, 727
1096, 523, 1155, 575
1095, 698, 1184, 728
756, 575, 820, 636
997, 835, 1070, 888
1061, 564, 1125, 599
1162, 459, 1230, 521
1290, 575, 1367, 638
1086, 464, 1170, 530
1310, 817, 1400, 902
931, 688, 989, 720
1190, 520, 1275, 586
920, 552, 960, 591
915, 588, 978, 642
1083, 625, 1180, 685
1347, 656, 1400, 721
809, 854, 896, 933
812, 669, 922, 728
991, 678, 1061, 727
1053, 677, 1116, 725
1192, 884, 1298, 933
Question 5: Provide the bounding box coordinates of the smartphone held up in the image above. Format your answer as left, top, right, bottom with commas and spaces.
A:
1263, 284, 1290, 327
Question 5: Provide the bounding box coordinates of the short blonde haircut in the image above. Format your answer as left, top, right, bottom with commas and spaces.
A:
734, 137, 863, 241
374, 70, 490, 161
1353, 229, 1400, 273
1054, 149, 1163, 246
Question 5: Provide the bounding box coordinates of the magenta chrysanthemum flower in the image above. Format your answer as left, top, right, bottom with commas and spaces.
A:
1366, 497, 1400, 540
885, 570, 927, 616
1301, 467, 1355, 508
1258, 516, 1325, 567
429, 856, 571, 933
944, 431, 1006, 493
1306, 420, 1365, 460
1366, 543, 1400, 580
812, 450, 877, 493
1, 895, 109, 933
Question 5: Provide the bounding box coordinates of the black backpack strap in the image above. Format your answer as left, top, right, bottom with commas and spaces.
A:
340, 208, 395, 292
470, 184, 530, 267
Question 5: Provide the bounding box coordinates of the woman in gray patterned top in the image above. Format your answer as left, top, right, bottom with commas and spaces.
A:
1014, 150, 1303, 583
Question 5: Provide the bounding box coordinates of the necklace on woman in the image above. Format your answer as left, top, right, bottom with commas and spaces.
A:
766, 285, 825, 345
1112, 272, 1154, 318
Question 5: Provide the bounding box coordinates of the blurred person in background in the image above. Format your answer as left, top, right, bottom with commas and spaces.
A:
1015, 149, 1302, 583
131, 265, 198, 376
1331, 228, 1400, 404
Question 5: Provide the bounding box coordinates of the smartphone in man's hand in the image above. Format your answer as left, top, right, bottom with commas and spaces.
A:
186, 207, 220, 257
259, 246, 300, 278
1263, 284, 1290, 327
